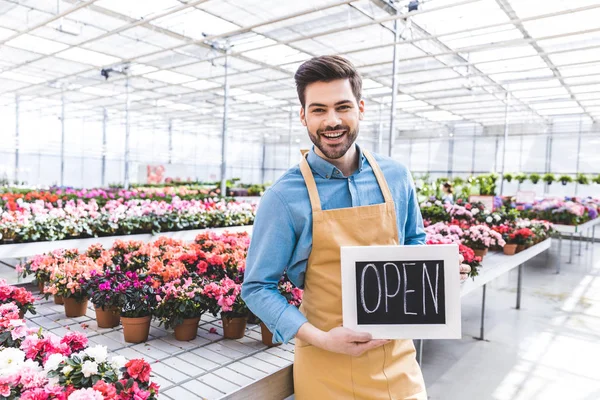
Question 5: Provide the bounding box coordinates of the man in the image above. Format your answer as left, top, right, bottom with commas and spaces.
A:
242, 55, 470, 399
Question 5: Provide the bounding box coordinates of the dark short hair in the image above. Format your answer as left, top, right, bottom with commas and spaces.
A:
294, 55, 362, 108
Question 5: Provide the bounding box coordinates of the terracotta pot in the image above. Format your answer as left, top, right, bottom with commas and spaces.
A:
64, 297, 88, 318
121, 316, 151, 343
173, 317, 200, 341
260, 322, 280, 347
503, 244, 517, 256
54, 295, 64, 305
516, 245, 525, 253
95, 306, 121, 328
37, 282, 44, 294
222, 315, 247, 339
473, 248, 488, 258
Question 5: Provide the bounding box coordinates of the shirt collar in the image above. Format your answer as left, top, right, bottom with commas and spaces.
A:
306, 144, 366, 179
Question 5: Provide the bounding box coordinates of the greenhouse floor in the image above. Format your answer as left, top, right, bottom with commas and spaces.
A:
422, 240, 600, 400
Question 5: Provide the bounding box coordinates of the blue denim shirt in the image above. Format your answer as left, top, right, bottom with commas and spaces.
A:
241, 145, 426, 344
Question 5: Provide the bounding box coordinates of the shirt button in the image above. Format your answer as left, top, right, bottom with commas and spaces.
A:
326, 175, 329, 179
334, 171, 340, 175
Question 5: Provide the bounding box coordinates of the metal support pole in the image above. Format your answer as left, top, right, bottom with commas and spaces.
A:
101, 108, 107, 187
124, 76, 131, 189
499, 91, 509, 196
447, 135, 454, 178
586, 228, 590, 250
418, 339, 424, 365
60, 95, 65, 187
471, 134, 476, 175
557, 235, 562, 274
477, 284, 487, 341
575, 118, 582, 196
261, 140, 266, 184
578, 232, 583, 256
168, 119, 173, 164
288, 107, 293, 166
14, 94, 19, 184
377, 103, 384, 154
568, 232, 574, 264
516, 264, 523, 310
387, 10, 400, 158
220, 51, 230, 198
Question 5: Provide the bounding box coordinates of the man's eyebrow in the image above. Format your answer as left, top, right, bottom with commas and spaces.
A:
307, 100, 353, 108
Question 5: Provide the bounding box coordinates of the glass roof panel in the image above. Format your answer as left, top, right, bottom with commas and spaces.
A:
6, 34, 69, 55
57, 47, 121, 66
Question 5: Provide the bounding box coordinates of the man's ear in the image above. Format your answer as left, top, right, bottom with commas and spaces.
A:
358, 99, 365, 120
300, 107, 307, 126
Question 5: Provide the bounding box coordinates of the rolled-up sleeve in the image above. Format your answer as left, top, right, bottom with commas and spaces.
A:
404, 173, 426, 245
242, 189, 307, 344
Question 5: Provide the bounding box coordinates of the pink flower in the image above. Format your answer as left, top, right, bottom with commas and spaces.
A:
68, 388, 104, 400
61, 331, 88, 353
20, 388, 49, 400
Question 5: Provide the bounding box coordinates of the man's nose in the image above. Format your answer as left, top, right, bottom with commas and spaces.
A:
324, 110, 342, 127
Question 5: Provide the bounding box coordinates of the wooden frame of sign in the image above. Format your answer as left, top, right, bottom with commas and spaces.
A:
340, 244, 461, 340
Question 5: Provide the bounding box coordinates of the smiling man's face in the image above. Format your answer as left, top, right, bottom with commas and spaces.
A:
300, 79, 365, 160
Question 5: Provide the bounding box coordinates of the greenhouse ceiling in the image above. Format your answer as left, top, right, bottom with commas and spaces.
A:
0, 0, 599, 140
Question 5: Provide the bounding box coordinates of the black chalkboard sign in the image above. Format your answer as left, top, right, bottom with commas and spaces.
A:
355, 260, 446, 325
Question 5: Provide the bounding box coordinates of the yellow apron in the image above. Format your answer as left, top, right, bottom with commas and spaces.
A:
294, 149, 427, 399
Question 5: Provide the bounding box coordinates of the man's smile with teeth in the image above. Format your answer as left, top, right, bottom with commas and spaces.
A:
323, 130, 345, 138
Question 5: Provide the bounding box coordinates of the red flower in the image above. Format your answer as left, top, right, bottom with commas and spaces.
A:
465, 203, 472, 210
61, 331, 88, 352
125, 359, 152, 383
197, 261, 208, 274
93, 380, 118, 399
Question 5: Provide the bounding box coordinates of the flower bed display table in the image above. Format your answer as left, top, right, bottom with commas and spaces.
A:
553, 218, 600, 267
0, 225, 254, 261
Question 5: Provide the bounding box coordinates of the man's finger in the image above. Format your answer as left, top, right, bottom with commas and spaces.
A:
348, 330, 372, 343
355, 340, 390, 352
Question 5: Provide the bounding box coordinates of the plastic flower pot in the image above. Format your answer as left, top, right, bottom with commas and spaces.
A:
173, 317, 201, 341
260, 322, 281, 347
121, 316, 151, 343
54, 295, 64, 305
473, 248, 488, 259
503, 244, 517, 256
95, 306, 121, 328
221, 315, 247, 339
64, 297, 88, 318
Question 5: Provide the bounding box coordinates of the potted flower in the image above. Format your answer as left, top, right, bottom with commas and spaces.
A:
204, 277, 248, 339
501, 227, 518, 255
458, 244, 482, 278
120, 272, 157, 343
515, 172, 527, 184
503, 173, 514, 183
154, 277, 207, 341
0, 280, 37, 318
462, 225, 506, 258
559, 175, 573, 186
543, 173, 555, 185
258, 276, 303, 347
46, 258, 100, 317
528, 173, 541, 184
81, 267, 126, 328
508, 228, 535, 252
576, 173, 589, 185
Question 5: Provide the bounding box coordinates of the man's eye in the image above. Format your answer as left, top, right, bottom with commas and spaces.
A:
312, 109, 325, 113
338, 105, 351, 111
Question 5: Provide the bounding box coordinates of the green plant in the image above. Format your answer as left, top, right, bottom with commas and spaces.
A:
528, 173, 541, 184
515, 173, 527, 184
576, 173, 589, 185
593, 174, 600, 184
452, 177, 465, 186
543, 173, 556, 185
502, 173, 514, 183
476, 174, 498, 196
558, 175, 573, 185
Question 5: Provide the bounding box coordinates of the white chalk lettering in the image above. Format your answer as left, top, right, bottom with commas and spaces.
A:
422, 262, 440, 315
360, 264, 381, 314
402, 263, 417, 315
383, 263, 401, 313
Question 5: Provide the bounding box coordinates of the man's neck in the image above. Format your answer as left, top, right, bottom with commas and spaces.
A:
315, 145, 358, 177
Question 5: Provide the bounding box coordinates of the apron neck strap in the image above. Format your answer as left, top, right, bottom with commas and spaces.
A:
299, 150, 322, 212
362, 149, 394, 204
299, 148, 394, 212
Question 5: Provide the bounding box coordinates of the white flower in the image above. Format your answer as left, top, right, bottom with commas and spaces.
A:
110, 355, 127, 371
68, 388, 104, 400
486, 216, 493, 223
472, 208, 479, 215
44, 353, 66, 372
47, 377, 60, 387
84, 345, 108, 363
63, 365, 73, 376
0, 348, 25, 374
483, 209, 490, 215
426, 202, 432, 207
435, 200, 442, 206
494, 214, 501, 221
81, 360, 99, 378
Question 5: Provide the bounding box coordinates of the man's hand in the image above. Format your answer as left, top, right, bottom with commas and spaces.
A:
458, 253, 471, 281
320, 327, 390, 357
297, 323, 389, 357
